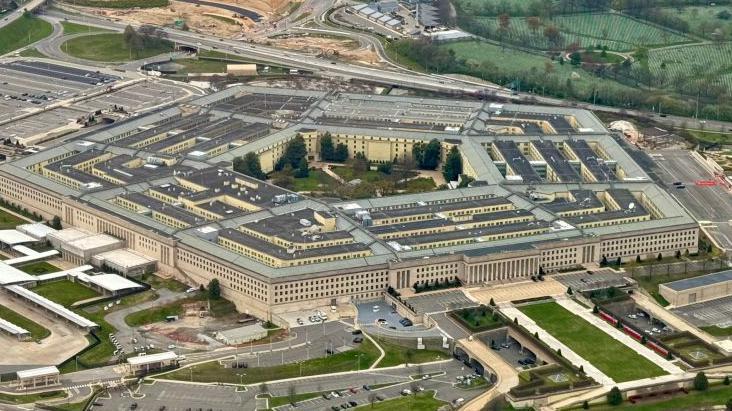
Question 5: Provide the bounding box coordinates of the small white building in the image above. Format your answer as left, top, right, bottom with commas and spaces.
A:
16, 366, 60, 389
76, 273, 143, 296
215, 323, 267, 345
127, 351, 179, 375
17, 223, 57, 241
91, 249, 157, 277
48, 229, 124, 265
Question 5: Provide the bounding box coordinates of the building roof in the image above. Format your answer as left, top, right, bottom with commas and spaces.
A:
17, 223, 57, 240
0, 263, 36, 285
127, 351, 178, 365
0, 230, 38, 245
663, 270, 732, 292
0, 317, 30, 336
16, 366, 59, 379
84, 274, 143, 292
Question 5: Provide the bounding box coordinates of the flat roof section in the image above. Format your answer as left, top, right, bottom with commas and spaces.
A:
663, 270, 732, 292
566, 139, 615, 182
0, 317, 30, 336
127, 351, 178, 365
4, 285, 97, 329
531, 140, 579, 182
493, 141, 542, 183
16, 366, 59, 379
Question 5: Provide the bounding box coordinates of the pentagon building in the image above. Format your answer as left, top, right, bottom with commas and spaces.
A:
0, 85, 698, 320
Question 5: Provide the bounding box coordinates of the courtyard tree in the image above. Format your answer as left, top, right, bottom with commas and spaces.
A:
233, 152, 266, 180
275, 134, 307, 171
207, 278, 221, 299
412, 139, 441, 170
442, 146, 463, 182
607, 386, 622, 406
694, 372, 709, 391
319, 133, 335, 161
50, 215, 62, 230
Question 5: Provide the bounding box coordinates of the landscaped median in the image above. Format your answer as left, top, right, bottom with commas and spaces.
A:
0, 12, 53, 56
0, 304, 50, 340
519, 302, 667, 382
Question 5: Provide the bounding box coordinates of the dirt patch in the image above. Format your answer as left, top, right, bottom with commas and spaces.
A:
267, 34, 381, 66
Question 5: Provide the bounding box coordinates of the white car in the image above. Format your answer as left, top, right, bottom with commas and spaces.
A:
372, 306, 380, 312
168, 344, 176, 349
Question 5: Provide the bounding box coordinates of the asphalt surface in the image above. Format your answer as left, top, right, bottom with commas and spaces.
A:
652, 149, 732, 251
92, 360, 485, 411
672, 295, 732, 328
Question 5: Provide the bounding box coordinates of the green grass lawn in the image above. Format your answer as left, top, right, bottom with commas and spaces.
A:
354, 390, 445, 410
169, 58, 229, 74
18, 261, 60, 275
520, 302, 667, 382
141, 273, 189, 292
32, 280, 100, 307
0, 304, 50, 340
291, 170, 338, 192
403, 177, 437, 193
0, 208, 27, 229
161, 338, 381, 385
332, 167, 385, 183
686, 129, 732, 145
451, 307, 504, 332
61, 21, 112, 35
0, 12, 53, 56
377, 339, 451, 367
0, 390, 66, 405
700, 325, 732, 337
125, 294, 235, 327
61, 33, 174, 62
18, 47, 47, 58
577, 383, 732, 411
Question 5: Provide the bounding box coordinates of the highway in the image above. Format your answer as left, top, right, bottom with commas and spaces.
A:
34, 7, 732, 132
0, 0, 46, 30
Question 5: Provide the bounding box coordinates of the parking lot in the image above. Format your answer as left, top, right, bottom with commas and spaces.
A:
478, 329, 537, 370
0, 60, 194, 143
672, 295, 732, 329
555, 269, 631, 293
356, 300, 418, 331
403, 290, 476, 315
652, 150, 732, 252
605, 300, 675, 337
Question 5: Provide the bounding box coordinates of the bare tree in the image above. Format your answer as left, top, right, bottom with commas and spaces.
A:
368, 393, 377, 408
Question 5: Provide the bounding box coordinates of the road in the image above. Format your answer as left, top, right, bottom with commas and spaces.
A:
0, 0, 46, 30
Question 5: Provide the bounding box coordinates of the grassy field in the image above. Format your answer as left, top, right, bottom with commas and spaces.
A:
439, 40, 635, 97
648, 42, 732, 93
18, 261, 60, 275
141, 274, 189, 292
169, 58, 229, 74
354, 390, 445, 410
520, 302, 667, 382
377, 339, 451, 367
0, 13, 53, 56
0, 304, 50, 340
0, 390, 66, 405
575, 383, 732, 411
0, 208, 27, 229
61, 21, 112, 35
32, 280, 100, 307
18, 47, 47, 57
472, 13, 689, 51
291, 170, 338, 192
686, 129, 732, 145
161, 338, 381, 384
700, 325, 732, 337
662, 5, 732, 39
125, 294, 235, 326
451, 306, 504, 332
61, 33, 174, 62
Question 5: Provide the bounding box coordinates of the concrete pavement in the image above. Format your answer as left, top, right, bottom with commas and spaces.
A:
457, 337, 519, 411
632, 292, 717, 344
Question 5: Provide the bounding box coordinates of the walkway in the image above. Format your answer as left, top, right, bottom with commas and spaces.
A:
457, 337, 519, 411
499, 303, 615, 386
555, 296, 684, 375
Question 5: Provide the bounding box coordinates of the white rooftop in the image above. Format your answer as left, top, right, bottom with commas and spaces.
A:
5, 250, 59, 265
48, 228, 90, 243
35, 265, 94, 282
86, 274, 142, 292
0, 317, 29, 335
94, 249, 156, 268
0, 262, 35, 285
127, 351, 178, 365
0, 230, 38, 245
18, 223, 57, 240
67, 234, 122, 252
16, 366, 59, 379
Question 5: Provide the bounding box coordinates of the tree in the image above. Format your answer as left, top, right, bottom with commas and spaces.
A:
50, 215, 62, 230
122, 25, 143, 56
377, 161, 393, 174
368, 392, 378, 408
277, 134, 307, 171
513, 317, 518, 325
259, 382, 269, 394
607, 387, 622, 406
334, 143, 349, 162
636, 255, 641, 263
582, 400, 589, 409
207, 278, 221, 299
579, 365, 585, 374
412, 139, 441, 170
592, 305, 599, 314
567, 286, 573, 295
724, 375, 730, 385
234, 152, 266, 180
570, 51, 582, 66
294, 157, 309, 178
489, 298, 496, 306
693, 372, 709, 391
726, 398, 732, 411
320, 133, 335, 161
287, 384, 297, 405
442, 146, 463, 181
657, 253, 663, 261
675, 250, 681, 259
600, 255, 608, 266
498, 13, 511, 33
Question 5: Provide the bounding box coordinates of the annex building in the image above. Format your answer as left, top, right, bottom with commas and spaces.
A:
0, 86, 699, 321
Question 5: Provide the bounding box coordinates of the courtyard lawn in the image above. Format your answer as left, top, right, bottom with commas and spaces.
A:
61, 33, 174, 62
160, 337, 381, 384
141, 273, 189, 292
0, 208, 26, 229
32, 280, 100, 307
700, 325, 732, 337
18, 261, 60, 275
0, 304, 50, 340
519, 302, 667, 382
291, 170, 338, 192
0, 13, 53, 56
451, 306, 504, 332
354, 390, 445, 410
377, 339, 451, 367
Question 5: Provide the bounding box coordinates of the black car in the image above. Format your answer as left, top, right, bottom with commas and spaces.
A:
352, 329, 363, 335
362, 384, 371, 391
353, 336, 364, 343
349, 401, 358, 407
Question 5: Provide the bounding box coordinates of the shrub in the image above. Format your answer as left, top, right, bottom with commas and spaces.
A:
694, 372, 709, 391
607, 386, 622, 406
